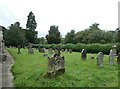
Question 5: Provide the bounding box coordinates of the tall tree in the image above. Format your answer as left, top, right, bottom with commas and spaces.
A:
4, 22, 26, 47
26, 11, 38, 43
46, 25, 61, 44
65, 30, 76, 44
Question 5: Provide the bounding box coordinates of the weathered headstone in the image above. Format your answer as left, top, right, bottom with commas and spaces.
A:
112, 45, 117, 56
109, 49, 114, 65
48, 48, 53, 54
117, 52, 120, 64
61, 49, 64, 52
43, 54, 65, 78
81, 49, 87, 60
65, 49, 68, 53
97, 52, 104, 67
28, 43, 34, 54
69, 49, 72, 53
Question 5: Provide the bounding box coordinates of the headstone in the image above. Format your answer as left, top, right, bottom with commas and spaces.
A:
17, 45, 21, 54
81, 49, 87, 60
65, 49, 68, 53
117, 52, 120, 64
109, 49, 114, 65
69, 49, 72, 53
54, 49, 58, 54
112, 45, 117, 56
43, 54, 65, 78
61, 49, 64, 52
48, 48, 53, 54
97, 52, 104, 67
28, 43, 34, 54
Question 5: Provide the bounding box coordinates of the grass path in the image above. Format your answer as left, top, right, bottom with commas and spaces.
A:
8, 48, 118, 87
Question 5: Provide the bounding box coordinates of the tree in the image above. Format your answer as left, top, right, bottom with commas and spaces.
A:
65, 30, 76, 44
26, 11, 37, 31
46, 25, 61, 44
4, 22, 26, 47
26, 11, 38, 43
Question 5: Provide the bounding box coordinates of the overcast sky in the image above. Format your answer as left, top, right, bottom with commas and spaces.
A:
0, 0, 119, 37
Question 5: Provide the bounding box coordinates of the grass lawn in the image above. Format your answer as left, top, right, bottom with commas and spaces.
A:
8, 48, 118, 87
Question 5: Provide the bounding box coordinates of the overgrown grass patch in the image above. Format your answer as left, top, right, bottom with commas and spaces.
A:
8, 48, 118, 87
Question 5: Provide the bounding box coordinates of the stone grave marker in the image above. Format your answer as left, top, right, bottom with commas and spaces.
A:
109, 49, 114, 65
97, 52, 104, 67
28, 43, 34, 54
48, 48, 53, 54
65, 49, 68, 53
69, 49, 72, 53
112, 45, 117, 56
43, 54, 65, 78
117, 52, 120, 64
81, 49, 87, 60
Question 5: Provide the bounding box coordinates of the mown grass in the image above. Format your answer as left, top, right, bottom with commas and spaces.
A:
8, 48, 118, 87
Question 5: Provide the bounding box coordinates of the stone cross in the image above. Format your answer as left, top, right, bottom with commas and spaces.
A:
97, 52, 104, 67
109, 49, 114, 65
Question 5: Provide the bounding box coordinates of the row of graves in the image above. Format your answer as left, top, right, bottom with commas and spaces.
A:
17, 44, 120, 78
81, 45, 120, 67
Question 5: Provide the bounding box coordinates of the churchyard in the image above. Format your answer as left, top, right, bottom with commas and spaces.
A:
8, 48, 118, 87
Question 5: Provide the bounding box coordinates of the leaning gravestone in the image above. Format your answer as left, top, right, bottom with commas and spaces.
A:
43, 54, 65, 78
97, 52, 104, 67
81, 49, 87, 60
109, 49, 114, 65
117, 52, 120, 64
28, 43, 34, 54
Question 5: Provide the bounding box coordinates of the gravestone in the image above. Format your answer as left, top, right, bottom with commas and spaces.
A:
97, 52, 104, 67
109, 49, 114, 65
28, 43, 34, 54
117, 52, 120, 64
69, 49, 72, 53
48, 48, 53, 54
61, 49, 64, 52
112, 45, 117, 56
65, 49, 68, 53
81, 49, 87, 60
43, 54, 65, 78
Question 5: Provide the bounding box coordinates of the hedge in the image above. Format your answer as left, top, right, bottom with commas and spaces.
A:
32, 43, 120, 55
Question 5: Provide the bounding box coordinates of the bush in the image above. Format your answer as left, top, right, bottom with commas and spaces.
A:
32, 43, 120, 55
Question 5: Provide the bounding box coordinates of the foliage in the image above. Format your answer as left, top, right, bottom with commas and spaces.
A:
4, 22, 26, 47
65, 30, 76, 44
46, 25, 61, 44
8, 48, 118, 87
26, 11, 38, 43
33, 43, 120, 55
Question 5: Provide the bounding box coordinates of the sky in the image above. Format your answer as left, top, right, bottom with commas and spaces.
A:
0, 0, 119, 37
